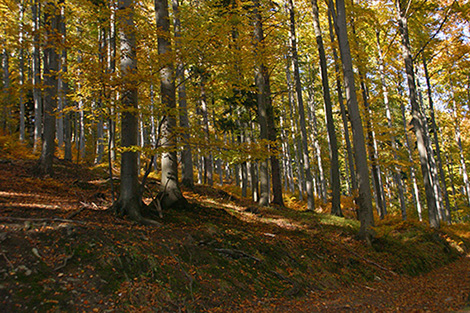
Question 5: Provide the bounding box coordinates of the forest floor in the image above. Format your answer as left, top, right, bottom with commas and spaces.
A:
1, 144, 470, 311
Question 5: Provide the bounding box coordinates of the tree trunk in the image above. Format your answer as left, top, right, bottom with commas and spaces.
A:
19, 0, 25, 142
311, 0, 341, 216
2, 47, 11, 133
172, 0, 193, 188
32, 0, 42, 151
331, 0, 374, 241
376, 30, 406, 219
253, 0, 270, 207
155, 0, 186, 209
287, 0, 315, 210
328, 10, 356, 195
113, 0, 144, 221
38, 1, 60, 176
423, 55, 451, 223
59, 3, 72, 161
398, 82, 422, 221
396, 0, 439, 228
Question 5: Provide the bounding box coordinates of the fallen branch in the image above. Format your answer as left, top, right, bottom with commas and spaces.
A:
214, 248, 261, 262
346, 247, 398, 276
55, 251, 75, 271
1, 252, 14, 269
0, 216, 85, 224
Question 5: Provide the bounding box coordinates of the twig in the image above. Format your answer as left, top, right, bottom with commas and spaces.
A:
1, 252, 14, 269
214, 248, 261, 262
54, 251, 75, 271
0, 216, 85, 224
346, 247, 398, 276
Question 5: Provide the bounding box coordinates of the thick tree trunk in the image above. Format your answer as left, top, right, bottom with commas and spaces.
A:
38, 1, 60, 176
332, 0, 374, 241
253, 0, 270, 207
287, 0, 314, 210
311, 0, 341, 216
113, 0, 144, 221
155, 0, 186, 209
396, 0, 439, 228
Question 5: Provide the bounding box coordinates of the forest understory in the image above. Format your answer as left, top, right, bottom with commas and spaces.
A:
1, 151, 470, 312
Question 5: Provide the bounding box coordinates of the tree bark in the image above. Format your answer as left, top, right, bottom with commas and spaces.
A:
38, 1, 61, 176
328, 11, 356, 194
19, 0, 25, 142
113, 0, 144, 221
287, 0, 315, 210
311, 0, 341, 216
155, 0, 186, 209
32, 0, 42, 151
172, 0, 194, 188
423, 55, 451, 223
396, 0, 439, 228
376, 30, 407, 220
331, 0, 374, 241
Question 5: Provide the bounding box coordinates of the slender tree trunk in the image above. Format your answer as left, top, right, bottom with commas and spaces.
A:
328, 12, 355, 194
331, 0, 374, 240
2, 47, 11, 133
199, 77, 213, 186
287, 0, 314, 210
59, 3, 72, 161
398, 82, 422, 220
38, 1, 61, 176
451, 87, 470, 207
155, 0, 186, 208
253, 0, 270, 207
19, 0, 26, 141
95, 26, 107, 164
172, 0, 193, 188
32, 0, 42, 151
376, 30, 406, 219
423, 55, 451, 222
396, 0, 439, 228
311, 0, 341, 215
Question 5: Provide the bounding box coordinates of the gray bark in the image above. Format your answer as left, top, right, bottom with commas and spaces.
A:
311, 0, 341, 216
155, 0, 186, 208
423, 55, 451, 223
38, 1, 60, 176
332, 0, 375, 241
396, 0, 439, 228
253, 0, 270, 207
376, 30, 406, 220
32, 0, 42, 151
287, 0, 315, 210
172, 0, 193, 188
19, 0, 25, 141
328, 10, 356, 194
